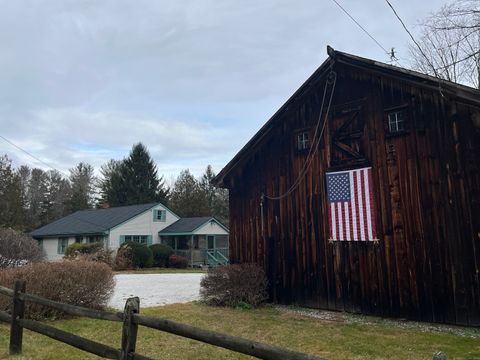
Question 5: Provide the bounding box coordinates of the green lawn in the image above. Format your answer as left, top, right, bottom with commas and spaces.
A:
0, 303, 478, 359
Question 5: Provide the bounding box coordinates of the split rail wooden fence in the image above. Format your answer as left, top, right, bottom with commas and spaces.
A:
0, 280, 323, 360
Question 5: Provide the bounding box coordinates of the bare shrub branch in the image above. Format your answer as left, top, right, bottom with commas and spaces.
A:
0, 227, 45, 268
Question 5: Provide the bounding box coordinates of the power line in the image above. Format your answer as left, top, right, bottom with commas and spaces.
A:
384, 0, 447, 96
384, 0, 440, 78
0, 134, 68, 177
263, 70, 337, 201
331, 0, 393, 60
0, 134, 111, 230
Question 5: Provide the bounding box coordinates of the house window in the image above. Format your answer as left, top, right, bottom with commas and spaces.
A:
75, 236, 83, 243
124, 235, 148, 244
87, 235, 103, 244
57, 238, 69, 254
297, 131, 310, 151
153, 209, 166, 222
387, 109, 407, 134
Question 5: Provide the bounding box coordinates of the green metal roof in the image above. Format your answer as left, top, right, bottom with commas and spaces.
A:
159, 217, 228, 235
31, 203, 160, 238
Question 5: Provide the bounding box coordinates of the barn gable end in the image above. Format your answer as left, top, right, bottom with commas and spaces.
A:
215, 47, 480, 326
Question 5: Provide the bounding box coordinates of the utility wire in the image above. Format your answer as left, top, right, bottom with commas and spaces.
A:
263, 70, 337, 201
0, 134, 110, 229
384, 0, 441, 79
0, 134, 69, 177
384, 0, 447, 97
331, 0, 400, 65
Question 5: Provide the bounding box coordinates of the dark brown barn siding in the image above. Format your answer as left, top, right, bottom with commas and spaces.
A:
224, 62, 480, 326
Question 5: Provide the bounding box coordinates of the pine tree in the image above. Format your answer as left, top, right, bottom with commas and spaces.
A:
26, 168, 49, 229
169, 169, 210, 217
43, 170, 71, 222
97, 159, 124, 207
199, 165, 229, 225
100, 143, 169, 207
66, 162, 95, 212
0, 155, 26, 230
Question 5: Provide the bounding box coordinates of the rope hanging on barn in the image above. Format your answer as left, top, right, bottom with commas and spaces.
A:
260, 70, 337, 236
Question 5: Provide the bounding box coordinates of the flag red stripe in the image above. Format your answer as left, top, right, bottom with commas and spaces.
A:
368, 168, 376, 238
353, 170, 360, 241
360, 169, 367, 241
328, 200, 333, 239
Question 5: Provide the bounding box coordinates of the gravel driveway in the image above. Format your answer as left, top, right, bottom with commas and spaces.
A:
109, 273, 204, 310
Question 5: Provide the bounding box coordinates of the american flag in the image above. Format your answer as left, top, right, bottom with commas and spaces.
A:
326, 167, 378, 241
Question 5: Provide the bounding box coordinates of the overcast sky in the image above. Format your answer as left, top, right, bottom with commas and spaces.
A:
0, 0, 446, 180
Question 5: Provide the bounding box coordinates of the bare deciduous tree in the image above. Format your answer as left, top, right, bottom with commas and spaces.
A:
0, 227, 45, 268
410, 0, 479, 88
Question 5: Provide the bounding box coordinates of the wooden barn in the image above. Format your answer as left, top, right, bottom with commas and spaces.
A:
213, 47, 480, 326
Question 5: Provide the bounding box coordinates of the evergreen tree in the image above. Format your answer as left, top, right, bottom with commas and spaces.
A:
199, 165, 229, 225
66, 162, 95, 212
199, 165, 216, 211
99, 143, 169, 206
42, 170, 71, 223
169, 169, 209, 217
17, 165, 31, 213
0, 155, 25, 230
26, 168, 49, 230
97, 159, 124, 207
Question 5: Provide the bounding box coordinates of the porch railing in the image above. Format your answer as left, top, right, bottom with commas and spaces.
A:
172, 248, 229, 267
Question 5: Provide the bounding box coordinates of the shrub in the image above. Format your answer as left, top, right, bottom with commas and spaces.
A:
200, 263, 268, 308
68, 249, 114, 267
149, 244, 174, 267
0, 228, 44, 268
114, 246, 134, 270
0, 260, 115, 319
168, 254, 188, 268
64, 242, 113, 267
64, 242, 103, 256
119, 241, 153, 268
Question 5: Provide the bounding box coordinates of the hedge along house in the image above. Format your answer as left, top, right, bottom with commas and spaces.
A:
31, 203, 179, 261
159, 217, 229, 267
213, 47, 480, 326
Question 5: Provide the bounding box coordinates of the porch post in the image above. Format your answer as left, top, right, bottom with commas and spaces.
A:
190, 235, 194, 267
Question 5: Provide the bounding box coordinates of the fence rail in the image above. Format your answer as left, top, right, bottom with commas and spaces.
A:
0, 280, 325, 360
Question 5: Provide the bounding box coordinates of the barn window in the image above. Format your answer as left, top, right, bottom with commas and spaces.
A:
296, 131, 310, 151
385, 106, 409, 136
388, 110, 405, 133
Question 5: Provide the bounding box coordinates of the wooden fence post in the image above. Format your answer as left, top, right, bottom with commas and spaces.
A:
121, 297, 140, 360
9, 280, 26, 355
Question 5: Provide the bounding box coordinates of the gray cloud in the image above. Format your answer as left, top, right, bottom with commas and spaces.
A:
0, 0, 444, 177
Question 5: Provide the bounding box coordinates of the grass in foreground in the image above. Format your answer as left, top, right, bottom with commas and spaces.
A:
0, 303, 478, 360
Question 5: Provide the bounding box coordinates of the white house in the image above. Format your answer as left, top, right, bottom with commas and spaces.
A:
31, 202, 229, 266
